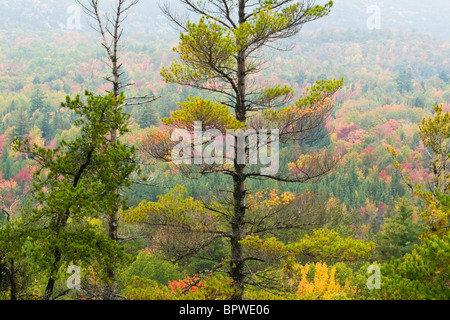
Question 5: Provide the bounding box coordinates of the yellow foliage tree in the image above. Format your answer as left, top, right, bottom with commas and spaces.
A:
296, 262, 356, 300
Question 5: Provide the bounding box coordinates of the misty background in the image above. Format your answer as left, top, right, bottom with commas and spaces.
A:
0, 0, 449, 40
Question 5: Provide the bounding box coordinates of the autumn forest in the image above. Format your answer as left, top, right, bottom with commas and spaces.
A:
0, 0, 449, 303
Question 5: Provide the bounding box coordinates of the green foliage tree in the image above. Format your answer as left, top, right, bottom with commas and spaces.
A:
32, 76, 41, 85
30, 88, 47, 115
77, 0, 158, 299
136, 104, 159, 128
374, 234, 450, 300
0, 145, 13, 180
0, 213, 34, 300
12, 91, 137, 300
37, 103, 56, 142
13, 110, 30, 138
375, 197, 425, 261
395, 70, 413, 93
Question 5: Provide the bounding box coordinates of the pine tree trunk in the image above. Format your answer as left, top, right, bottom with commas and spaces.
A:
230, 3, 247, 297
230, 164, 247, 300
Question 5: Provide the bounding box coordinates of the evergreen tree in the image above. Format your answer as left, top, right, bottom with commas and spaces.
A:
12, 91, 137, 300
6, 100, 16, 114
30, 88, 46, 115
142, 0, 341, 300
136, 104, 159, 128
395, 70, 413, 93
32, 76, 41, 85
36, 103, 55, 142
375, 197, 425, 261
0, 144, 12, 180
374, 234, 450, 300
411, 131, 421, 149
13, 110, 30, 138
438, 70, 449, 83
37, 112, 56, 142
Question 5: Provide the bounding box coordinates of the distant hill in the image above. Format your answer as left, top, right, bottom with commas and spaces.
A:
0, 0, 176, 35
1, 0, 449, 40
305, 0, 450, 40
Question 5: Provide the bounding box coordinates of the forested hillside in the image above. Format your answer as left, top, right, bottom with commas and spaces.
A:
0, 0, 448, 302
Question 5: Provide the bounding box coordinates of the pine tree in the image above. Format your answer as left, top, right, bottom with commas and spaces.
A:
141, 0, 342, 300
30, 88, 46, 115
395, 70, 413, 93
32, 76, 41, 85
375, 198, 424, 261
375, 235, 450, 300
13, 109, 30, 138
37, 104, 55, 142
12, 91, 137, 300
136, 104, 159, 128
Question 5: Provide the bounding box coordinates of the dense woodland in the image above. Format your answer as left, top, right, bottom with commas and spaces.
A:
0, 0, 449, 301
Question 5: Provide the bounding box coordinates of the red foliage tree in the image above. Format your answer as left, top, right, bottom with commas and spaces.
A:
337, 124, 360, 140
